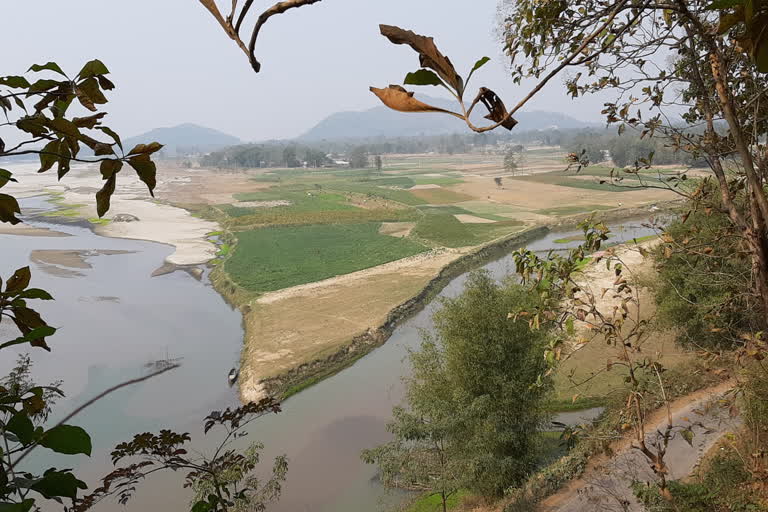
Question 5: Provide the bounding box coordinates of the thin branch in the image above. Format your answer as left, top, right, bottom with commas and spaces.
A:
10, 365, 179, 471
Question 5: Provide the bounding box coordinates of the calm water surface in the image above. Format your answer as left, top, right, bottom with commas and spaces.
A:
0, 197, 659, 511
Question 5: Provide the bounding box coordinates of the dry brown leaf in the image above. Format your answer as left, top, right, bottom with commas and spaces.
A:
369, 85, 461, 116
477, 87, 518, 130
379, 25, 464, 93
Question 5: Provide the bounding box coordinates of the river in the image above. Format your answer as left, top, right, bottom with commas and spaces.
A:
0, 197, 658, 511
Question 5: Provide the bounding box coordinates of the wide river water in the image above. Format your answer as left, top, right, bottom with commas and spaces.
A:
0, 197, 658, 511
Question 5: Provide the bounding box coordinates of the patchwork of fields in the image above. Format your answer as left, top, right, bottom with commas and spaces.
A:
188, 148, 681, 392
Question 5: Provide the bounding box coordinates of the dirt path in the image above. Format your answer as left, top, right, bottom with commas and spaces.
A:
540, 379, 737, 512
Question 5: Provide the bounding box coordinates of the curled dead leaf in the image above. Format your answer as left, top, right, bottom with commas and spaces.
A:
369, 85, 462, 116
379, 25, 464, 93
476, 87, 518, 130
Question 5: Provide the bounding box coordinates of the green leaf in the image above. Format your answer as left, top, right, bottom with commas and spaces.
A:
56, 144, 72, 181
0, 169, 17, 189
404, 69, 445, 87
76, 78, 107, 107
5, 267, 31, 294
16, 116, 49, 138
38, 140, 60, 174
39, 425, 92, 456
17, 288, 54, 300
0, 194, 21, 225
0, 499, 35, 512
470, 56, 491, 74
28, 62, 66, 77
96, 126, 123, 151
97, 75, 115, 91
96, 174, 117, 218
0, 326, 56, 351
566, 317, 575, 336
27, 79, 60, 94
72, 112, 106, 129
0, 76, 31, 89
128, 155, 157, 196
191, 501, 214, 512
30, 469, 87, 499
681, 428, 694, 447
77, 59, 110, 80
6, 412, 35, 445
100, 159, 123, 179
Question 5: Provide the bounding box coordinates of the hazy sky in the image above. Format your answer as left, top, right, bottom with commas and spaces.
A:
3, 1, 609, 142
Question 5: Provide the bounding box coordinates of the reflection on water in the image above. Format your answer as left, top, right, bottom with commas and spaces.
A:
1, 195, 660, 512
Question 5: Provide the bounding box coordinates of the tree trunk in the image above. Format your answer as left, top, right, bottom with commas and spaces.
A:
708, 51, 768, 321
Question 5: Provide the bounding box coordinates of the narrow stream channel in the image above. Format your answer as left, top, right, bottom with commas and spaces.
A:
0, 197, 659, 511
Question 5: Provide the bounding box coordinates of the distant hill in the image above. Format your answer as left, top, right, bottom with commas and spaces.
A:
299, 96, 598, 140
124, 123, 241, 156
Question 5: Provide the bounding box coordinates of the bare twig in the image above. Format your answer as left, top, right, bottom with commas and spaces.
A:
199, 0, 325, 73
10, 365, 179, 471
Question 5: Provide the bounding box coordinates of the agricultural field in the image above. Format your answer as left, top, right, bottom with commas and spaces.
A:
179, 147, 681, 389
225, 223, 427, 292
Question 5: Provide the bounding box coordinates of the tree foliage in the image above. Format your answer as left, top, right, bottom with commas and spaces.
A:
365, 272, 552, 499
0, 60, 285, 512
654, 189, 761, 350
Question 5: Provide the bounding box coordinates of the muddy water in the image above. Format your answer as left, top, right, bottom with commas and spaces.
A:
0, 197, 658, 511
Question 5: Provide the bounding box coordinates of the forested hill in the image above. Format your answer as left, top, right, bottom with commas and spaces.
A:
124, 123, 241, 156
300, 96, 597, 140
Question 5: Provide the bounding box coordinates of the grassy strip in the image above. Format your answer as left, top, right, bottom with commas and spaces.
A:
405, 490, 470, 512
536, 205, 614, 217
223, 207, 418, 229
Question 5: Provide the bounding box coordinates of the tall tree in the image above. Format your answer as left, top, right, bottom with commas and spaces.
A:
501, 0, 768, 321
365, 272, 552, 499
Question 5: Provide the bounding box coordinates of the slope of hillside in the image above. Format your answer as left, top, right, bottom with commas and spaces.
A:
300, 96, 597, 140
124, 123, 241, 156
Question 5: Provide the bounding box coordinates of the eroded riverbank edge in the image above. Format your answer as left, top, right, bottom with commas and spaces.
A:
213, 200, 683, 403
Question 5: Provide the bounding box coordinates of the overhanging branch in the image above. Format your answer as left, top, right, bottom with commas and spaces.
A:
199, 0, 325, 73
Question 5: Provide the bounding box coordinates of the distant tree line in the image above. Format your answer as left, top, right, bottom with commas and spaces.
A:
562, 130, 708, 168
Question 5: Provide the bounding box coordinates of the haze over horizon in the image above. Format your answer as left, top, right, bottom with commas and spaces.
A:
4, 0, 609, 143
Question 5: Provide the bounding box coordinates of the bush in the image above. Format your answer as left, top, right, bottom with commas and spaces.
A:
633, 454, 756, 511
654, 197, 761, 350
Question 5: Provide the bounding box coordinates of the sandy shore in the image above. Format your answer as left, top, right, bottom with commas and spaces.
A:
2, 163, 221, 265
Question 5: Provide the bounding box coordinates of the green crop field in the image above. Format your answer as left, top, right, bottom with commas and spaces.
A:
411, 176, 464, 186
225, 223, 428, 292
409, 187, 475, 204
535, 204, 614, 216
412, 214, 524, 248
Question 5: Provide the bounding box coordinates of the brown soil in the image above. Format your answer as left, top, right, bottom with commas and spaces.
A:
454, 176, 677, 213
379, 222, 416, 238
238, 250, 464, 402
157, 168, 271, 205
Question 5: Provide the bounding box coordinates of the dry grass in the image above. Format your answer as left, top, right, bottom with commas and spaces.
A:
237, 250, 463, 400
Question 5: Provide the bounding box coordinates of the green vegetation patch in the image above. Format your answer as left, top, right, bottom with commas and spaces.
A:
411, 176, 464, 186
406, 490, 469, 512
224, 207, 418, 229
232, 187, 356, 213
225, 223, 427, 292
410, 187, 475, 205
331, 182, 426, 206
413, 214, 524, 248
535, 205, 614, 217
